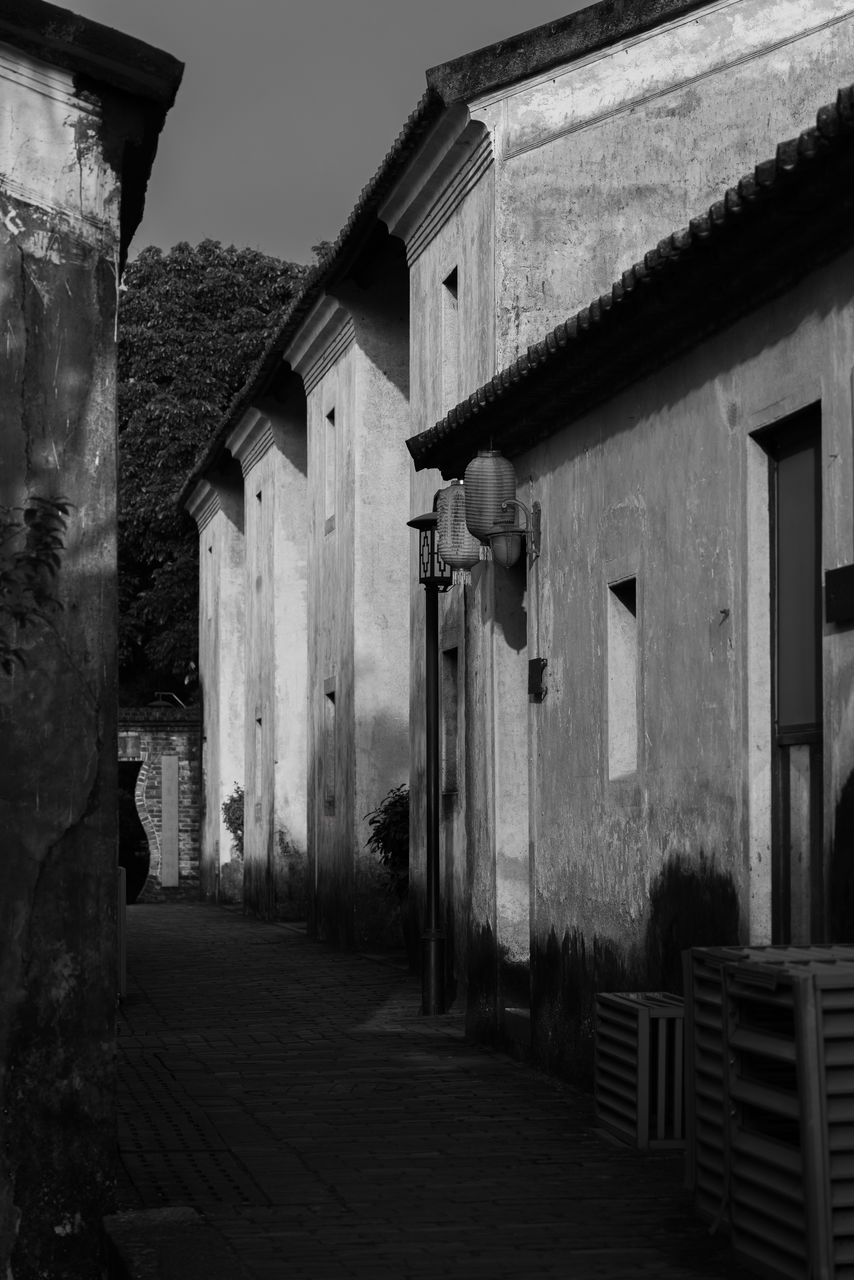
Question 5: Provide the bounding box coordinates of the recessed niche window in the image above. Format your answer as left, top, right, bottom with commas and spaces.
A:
323, 683, 335, 814
607, 576, 638, 780
325, 409, 336, 534
441, 647, 459, 794
254, 707, 263, 823
442, 267, 459, 415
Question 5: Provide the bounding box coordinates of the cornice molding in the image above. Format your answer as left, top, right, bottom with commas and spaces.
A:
284, 295, 355, 396
185, 479, 220, 532
378, 105, 493, 263
406, 129, 494, 266
0, 40, 121, 246
227, 406, 274, 475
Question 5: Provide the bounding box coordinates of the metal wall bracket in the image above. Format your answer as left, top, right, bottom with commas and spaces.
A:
528, 656, 547, 703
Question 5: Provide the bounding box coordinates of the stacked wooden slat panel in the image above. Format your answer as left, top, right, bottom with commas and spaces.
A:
684, 945, 854, 1280
594, 991, 685, 1150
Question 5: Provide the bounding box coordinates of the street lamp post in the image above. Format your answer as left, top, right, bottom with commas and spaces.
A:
407, 505, 452, 1015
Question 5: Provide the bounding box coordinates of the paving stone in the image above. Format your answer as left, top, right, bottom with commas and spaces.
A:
112, 904, 755, 1279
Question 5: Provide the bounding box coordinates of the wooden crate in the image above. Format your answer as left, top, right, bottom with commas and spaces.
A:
723, 958, 854, 1280
594, 991, 685, 1150
683, 944, 854, 1227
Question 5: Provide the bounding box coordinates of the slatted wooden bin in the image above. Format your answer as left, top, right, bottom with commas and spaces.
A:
594, 991, 685, 1150
722, 957, 854, 1280
683, 944, 854, 1228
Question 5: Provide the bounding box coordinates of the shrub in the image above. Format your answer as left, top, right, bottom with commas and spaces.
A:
365, 784, 409, 901
222, 782, 244, 857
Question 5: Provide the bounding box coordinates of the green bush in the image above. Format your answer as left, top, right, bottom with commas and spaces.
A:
365, 784, 409, 901
222, 782, 244, 857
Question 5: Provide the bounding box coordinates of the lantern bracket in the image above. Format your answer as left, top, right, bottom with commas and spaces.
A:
494, 499, 541, 563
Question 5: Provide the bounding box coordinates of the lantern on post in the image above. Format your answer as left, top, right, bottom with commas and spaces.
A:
409, 508, 454, 591
407, 498, 452, 1014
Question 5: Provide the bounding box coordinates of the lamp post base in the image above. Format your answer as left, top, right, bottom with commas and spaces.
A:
421, 929, 446, 1015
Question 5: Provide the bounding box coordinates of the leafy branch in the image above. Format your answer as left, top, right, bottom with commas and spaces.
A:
222, 782, 245, 857
365, 784, 409, 900
0, 496, 71, 674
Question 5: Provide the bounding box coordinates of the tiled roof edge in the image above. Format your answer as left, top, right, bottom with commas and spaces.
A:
177, 87, 444, 511
406, 84, 854, 472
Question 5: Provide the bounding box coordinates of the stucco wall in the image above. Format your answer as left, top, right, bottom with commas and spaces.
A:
513, 247, 854, 1084
473, 0, 854, 362
190, 477, 245, 902
407, 166, 496, 1003
307, 344, 358, 944
305, 253, 412, 949
0, 39, 124, 1278
404, 0, 854, 1044
234, 399, 308, 920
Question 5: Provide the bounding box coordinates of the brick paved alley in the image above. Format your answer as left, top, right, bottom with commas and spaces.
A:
111, 904, 754, 1279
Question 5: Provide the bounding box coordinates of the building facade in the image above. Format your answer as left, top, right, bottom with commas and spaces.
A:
0, 3, 180, 1273
184, 0, 854, 1084
408, 83, 854, 1082
184, 235, 413, 942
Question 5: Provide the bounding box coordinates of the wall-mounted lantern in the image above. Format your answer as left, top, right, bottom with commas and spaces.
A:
464, 449, 517, 541
437, 479, 481, 582
488, 498, 542, 569
461, 448, 549, 702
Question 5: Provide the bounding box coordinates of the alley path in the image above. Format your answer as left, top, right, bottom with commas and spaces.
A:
112, 904, 753, 1280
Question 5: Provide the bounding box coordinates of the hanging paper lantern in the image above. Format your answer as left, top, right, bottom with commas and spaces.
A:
463, 449, 517, 542
437, 481, 481, 570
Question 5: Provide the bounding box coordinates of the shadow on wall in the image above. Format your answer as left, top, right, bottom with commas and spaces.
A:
530, 850, 740, 1088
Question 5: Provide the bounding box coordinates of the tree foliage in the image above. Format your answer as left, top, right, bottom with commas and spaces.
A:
0, 496, 70, 675
118, 240, 308, 701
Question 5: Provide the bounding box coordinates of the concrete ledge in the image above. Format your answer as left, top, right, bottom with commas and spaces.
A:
104, 1207, 254, 1280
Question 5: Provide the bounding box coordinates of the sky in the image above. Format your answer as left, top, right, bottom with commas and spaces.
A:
67, 0, 588, 266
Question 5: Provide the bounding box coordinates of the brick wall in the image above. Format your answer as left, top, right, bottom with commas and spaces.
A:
119, 706, 201, 901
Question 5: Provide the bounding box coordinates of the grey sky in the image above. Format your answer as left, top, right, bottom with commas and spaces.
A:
68, 0, 587, 265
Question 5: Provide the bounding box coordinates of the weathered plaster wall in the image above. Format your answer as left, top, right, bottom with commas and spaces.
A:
517, 247, 854, 1085
0, 41, 122, 1279
305, 250, 412, 949
347, 259, 412, 945
307, 342, 358, 945
404, 0, 854, 1054
118, 708, 201, 900
229, 391, 308, 921
472, 0, 854, 361
406, 168, 495, 1003
188, 475, 245, 903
